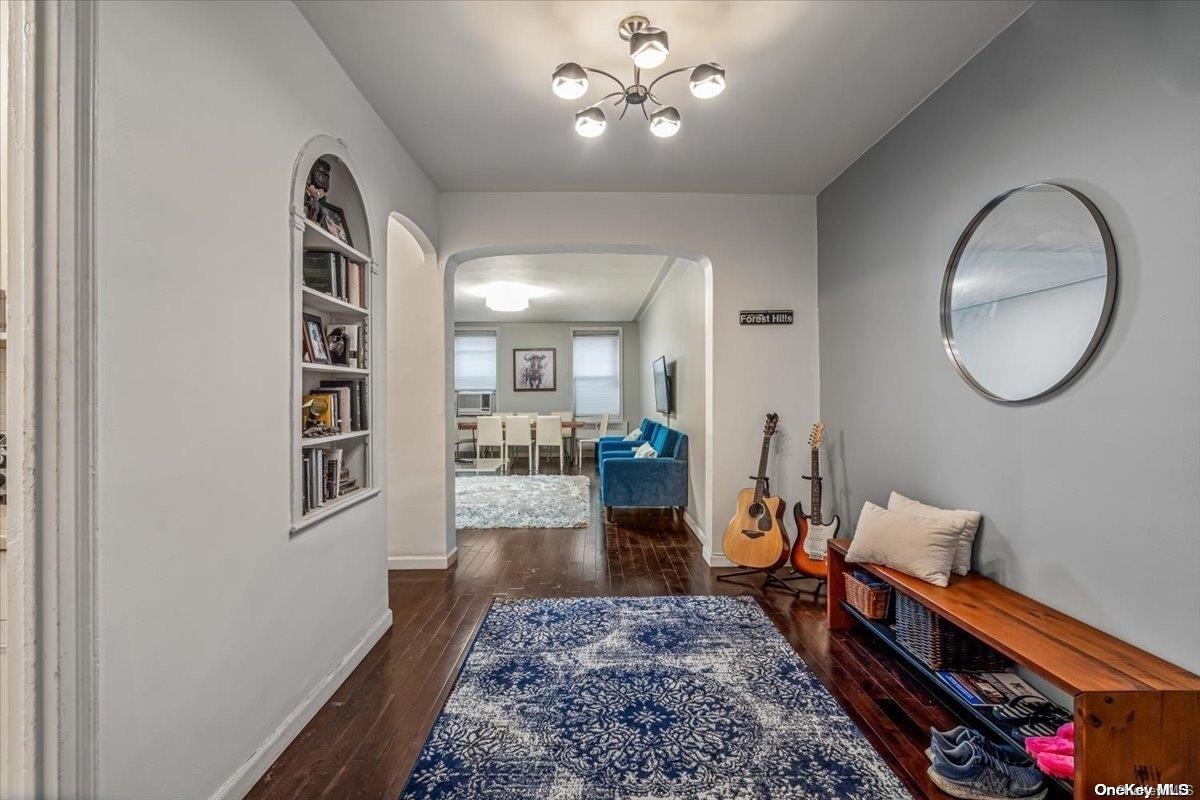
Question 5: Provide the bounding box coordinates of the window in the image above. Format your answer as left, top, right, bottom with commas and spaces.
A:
455, 330, 497, 391
572, 330, 621, 416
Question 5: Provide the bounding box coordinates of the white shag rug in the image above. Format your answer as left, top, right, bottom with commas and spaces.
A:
456, 475, 591, 529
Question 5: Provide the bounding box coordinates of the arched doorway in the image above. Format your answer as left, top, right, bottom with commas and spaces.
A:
442, 245, 716, 561
385, 213, 452, 568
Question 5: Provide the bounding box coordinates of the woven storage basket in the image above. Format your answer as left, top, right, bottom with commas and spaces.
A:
844, 573, 891, 621
894, 593, 1011, 671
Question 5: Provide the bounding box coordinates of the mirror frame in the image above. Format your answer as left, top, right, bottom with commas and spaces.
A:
940, 182, 1118, 404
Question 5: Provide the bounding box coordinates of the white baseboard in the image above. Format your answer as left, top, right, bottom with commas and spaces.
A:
208, 608, 393, 800
683, 512, 734, 567
388, 547, 458, 570
703, 548, 736, 568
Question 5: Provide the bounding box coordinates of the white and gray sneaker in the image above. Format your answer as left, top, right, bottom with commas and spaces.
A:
929, 739, 1047, 800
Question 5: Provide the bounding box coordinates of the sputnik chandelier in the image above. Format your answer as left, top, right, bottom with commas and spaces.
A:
551, 15, 726, 139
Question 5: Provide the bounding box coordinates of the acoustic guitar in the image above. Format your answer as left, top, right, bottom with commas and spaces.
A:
790, 422, 841, 577
722, 413, 790, 569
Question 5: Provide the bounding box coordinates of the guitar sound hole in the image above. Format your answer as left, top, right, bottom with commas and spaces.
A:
748, 502, 764, 518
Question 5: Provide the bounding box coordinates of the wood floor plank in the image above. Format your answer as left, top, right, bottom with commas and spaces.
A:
246, 459, 958, 800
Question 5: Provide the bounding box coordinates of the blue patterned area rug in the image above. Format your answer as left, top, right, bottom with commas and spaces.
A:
400, 595, 912, 800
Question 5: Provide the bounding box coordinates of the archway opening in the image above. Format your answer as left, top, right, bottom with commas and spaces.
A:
441, 245, 716, 563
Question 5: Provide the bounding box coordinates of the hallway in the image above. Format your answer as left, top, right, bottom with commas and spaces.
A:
247, 463, 958, 800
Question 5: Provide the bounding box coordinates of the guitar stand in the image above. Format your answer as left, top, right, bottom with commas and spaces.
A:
716, 567, 806, 596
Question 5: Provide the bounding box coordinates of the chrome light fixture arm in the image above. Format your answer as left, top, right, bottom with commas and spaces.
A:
580, 66, 627, 94
645, 65, 701, 96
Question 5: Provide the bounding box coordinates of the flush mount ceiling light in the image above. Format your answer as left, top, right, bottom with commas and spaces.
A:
465, 282, 553, 313
551, 14, 725, 139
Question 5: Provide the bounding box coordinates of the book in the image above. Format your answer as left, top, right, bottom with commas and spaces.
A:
935, 671, 986, 706
327, 386, 352, 433
348, 263, 361, 309
303, 251, 338, 294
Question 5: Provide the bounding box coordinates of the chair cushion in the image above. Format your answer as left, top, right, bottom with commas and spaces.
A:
633, 442, 657, 458
623, 429, 642, 441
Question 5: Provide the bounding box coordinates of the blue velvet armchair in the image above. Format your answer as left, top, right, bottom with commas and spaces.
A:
596, 418, 659, 458
599, 424, 688, 520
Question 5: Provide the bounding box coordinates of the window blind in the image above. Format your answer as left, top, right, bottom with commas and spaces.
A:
455, 330, 497, 391
572, 330, 621, 416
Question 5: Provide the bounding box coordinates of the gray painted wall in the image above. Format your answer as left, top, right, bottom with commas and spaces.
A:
638, 259, 707, 524
455, 321, 641, 421
817, 0, 1200, 672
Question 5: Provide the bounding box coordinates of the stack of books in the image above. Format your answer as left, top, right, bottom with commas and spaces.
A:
304, 250, 368, 308
934, 670, 1047, 707
302, 447, 343, 513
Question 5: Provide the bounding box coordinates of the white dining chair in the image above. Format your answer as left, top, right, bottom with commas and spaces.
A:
504, 415, 533, 471
535, 415, 564, 474
454, 416, 476, 456
575, 413, 610, 466
555, 410, 575, 464
475, 415, 505, 463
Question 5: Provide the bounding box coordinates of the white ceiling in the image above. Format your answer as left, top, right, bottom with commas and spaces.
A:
454, 253, 672, 322
295, 0, 1031, 193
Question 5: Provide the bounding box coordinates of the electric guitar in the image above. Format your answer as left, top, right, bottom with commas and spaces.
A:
790, 422, 841, 576
722, 414, 790, 570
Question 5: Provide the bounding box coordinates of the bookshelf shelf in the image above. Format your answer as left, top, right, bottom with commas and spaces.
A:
291, 139, 377, 531
301, 363, 369, 375
302, 286, 369, 318
302, 217, 371, 264
289, 487, 381, 534
301, 430, 371, 447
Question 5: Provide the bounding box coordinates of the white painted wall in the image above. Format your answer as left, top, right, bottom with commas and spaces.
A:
453, 321, 640, 420
386, 217, 450, 570
94, 2, 437, 798
637, 259, 706, 525
439, 193, 819, 562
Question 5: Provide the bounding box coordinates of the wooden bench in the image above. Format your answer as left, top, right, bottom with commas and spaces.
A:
826, 538, 1200, 798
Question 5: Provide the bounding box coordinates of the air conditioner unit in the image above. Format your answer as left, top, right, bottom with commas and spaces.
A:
456, 391, 494, 416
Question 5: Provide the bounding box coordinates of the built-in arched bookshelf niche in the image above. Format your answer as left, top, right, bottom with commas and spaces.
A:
289, 136, 379, 532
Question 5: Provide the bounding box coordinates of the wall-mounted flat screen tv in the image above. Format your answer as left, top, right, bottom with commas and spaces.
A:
653, 356, 672, 414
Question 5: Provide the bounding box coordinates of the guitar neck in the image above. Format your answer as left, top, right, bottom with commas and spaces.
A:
753, 435, 772, 502
810, 447, 822, 523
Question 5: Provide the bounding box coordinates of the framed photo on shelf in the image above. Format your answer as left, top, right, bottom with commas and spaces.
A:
303, 313, 331, 364
513, 347, 556, 392
319, 202, 352, 247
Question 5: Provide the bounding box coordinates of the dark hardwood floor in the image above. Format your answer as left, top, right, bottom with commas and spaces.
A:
248, 459, 958, 800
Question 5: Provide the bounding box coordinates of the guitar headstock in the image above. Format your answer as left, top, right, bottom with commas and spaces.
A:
809, 422, 825, 449
763, 413, 780, 437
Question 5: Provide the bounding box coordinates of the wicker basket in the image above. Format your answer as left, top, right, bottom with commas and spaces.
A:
894, 593, 1011, 671
844, 572, 892, 620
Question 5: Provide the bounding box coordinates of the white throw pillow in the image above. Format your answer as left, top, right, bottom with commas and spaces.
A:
888, 491, 981, 575
633, 442, 657, 458
845, 502, 960, 587
623, 429, 643, 441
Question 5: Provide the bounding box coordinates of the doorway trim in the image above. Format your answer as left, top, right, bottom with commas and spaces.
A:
2, 1, 99, 797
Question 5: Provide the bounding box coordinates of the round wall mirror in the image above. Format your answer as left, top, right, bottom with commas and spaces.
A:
941, 183, 1117, 403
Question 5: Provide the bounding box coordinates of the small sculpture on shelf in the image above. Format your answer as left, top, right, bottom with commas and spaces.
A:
304, 158, 332, 222
301, 395, 337, 438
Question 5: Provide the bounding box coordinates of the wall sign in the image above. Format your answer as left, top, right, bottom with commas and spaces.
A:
739, 309, 794, 325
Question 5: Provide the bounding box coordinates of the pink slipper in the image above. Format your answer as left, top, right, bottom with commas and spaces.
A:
1037, 751, 1074, 780
1056, 722, 1074, 740
1025, 735, 1075, 756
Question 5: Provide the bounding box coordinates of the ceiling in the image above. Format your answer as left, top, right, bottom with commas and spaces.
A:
454, 253, 672, 322
295, 0, 1031, 193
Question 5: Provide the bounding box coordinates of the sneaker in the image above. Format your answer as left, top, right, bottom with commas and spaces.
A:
929, 727, 1030, 766
929, 740, 1047, 800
